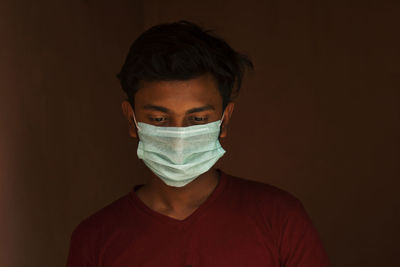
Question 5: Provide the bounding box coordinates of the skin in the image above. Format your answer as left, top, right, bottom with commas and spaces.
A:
121, 73, 234, 220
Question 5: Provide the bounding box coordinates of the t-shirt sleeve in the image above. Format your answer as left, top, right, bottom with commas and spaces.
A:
278, 197, 331, 267
66, 225, 94, 267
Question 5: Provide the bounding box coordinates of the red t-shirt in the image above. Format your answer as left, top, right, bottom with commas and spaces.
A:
67, 170, 330, 266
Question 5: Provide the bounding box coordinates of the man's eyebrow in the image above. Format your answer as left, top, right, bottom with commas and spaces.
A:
143, 104, 171, 113
185, 104, 215, 114
142, 104, 215, 114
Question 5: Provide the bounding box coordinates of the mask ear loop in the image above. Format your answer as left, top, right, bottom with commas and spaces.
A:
132, 111, 141, 131
219, 110, 226, 127
218, 110, 226, 139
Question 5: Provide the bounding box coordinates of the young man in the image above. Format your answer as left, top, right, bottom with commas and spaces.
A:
67, 20, 330, 266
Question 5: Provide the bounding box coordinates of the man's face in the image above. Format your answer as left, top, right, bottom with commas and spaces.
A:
122, 73, 234, 138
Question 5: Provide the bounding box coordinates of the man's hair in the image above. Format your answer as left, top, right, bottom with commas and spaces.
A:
117, 20, 254, 111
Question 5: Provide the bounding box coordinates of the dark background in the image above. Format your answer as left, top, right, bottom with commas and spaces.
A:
1, 0, 399, 266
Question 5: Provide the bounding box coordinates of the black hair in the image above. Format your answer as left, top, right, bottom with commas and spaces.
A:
117, 20, 254, 111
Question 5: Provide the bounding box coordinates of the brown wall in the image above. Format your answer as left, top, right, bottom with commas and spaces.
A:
1, 1, 399, 266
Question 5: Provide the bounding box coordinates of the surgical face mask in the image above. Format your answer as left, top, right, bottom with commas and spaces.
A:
132, 112, 226, 187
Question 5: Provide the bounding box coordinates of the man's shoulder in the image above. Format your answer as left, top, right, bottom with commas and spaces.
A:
70, 192, 133, 239
223, 171, 311, 230
223, 171, 303, 209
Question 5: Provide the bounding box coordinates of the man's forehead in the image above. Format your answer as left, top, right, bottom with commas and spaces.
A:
138, 73, 217, 90
135, 74, 221, 103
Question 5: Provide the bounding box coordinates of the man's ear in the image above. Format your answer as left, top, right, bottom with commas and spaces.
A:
121, 100, 137, 138
219, 102, 235, 138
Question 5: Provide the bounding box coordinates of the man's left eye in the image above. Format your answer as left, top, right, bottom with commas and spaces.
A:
190, 116, 208, 122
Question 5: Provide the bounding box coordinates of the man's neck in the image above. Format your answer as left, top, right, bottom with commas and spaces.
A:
136, 168, 221, 219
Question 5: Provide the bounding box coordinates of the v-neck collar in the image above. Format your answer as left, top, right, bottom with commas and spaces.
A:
128, 169, 228, 227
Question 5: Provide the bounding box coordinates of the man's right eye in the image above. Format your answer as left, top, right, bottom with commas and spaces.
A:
150, 117, 167, 122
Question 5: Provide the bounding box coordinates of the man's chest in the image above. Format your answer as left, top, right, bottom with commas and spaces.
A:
97, 214, 280, 267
